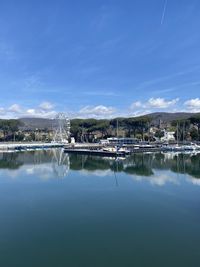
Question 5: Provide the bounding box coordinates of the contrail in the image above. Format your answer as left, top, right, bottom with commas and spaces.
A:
161, 0, 168, 25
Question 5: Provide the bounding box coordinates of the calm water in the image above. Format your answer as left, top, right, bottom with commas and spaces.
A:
0, 149, 200, 267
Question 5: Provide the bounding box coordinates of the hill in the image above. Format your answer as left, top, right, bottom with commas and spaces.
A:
141, 112, 199, 125
19, 112, 200, 130
19, 118, 56, 130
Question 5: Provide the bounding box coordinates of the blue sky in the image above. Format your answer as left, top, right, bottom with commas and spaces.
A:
0, 0, 200, 118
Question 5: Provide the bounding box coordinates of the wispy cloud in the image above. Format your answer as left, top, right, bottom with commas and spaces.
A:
10, 73, 62, 94
10, 73, 44, 93
135, 66, 200, 92
152, 87, 177, 95
0, 40, 16, 61
153, 79, 200, 94
91, 5, 114, 31
83, 91, 120, 97
161, 0, 168, 25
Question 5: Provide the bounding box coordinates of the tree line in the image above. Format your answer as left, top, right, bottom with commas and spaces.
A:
0, 119, 24, 141
61, 114, 200, 142
0, 114, 200, 142
70, 116, 151, 142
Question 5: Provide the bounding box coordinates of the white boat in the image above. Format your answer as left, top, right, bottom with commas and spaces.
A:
164, 144, 184, 152
193, 143, 200, 150
102, 146, 130, 154
164, 143, 200, 152
182, 143, 200, 151
172, 145, 185, 152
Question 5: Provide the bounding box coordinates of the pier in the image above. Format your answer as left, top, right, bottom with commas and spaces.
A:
64, 148, 126, 157
1, 141, 200, 156
0, 142, 64, 151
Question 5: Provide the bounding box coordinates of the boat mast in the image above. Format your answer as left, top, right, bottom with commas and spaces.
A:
177, 122, 179, 145
116, 119, 119, 138
183, 121, 185, 144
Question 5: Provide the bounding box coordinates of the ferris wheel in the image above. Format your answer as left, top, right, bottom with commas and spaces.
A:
53, 113, 70, 143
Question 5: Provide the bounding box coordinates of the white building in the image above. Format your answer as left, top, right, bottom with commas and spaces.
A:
107, 137, 139, 145
100, 137, 139, 145
161, 130, 175, 142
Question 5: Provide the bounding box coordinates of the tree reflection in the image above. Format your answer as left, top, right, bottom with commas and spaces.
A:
0, 153, 23, 169
0, 150, 200, 181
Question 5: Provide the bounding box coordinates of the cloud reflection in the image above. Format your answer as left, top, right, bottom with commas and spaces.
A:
0, 150, 200, 187
130, 171, 180, 187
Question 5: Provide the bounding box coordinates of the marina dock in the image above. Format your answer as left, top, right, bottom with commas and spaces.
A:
1, 141, 200, 156
0, 142, 64, 151
64, 148, 126, 157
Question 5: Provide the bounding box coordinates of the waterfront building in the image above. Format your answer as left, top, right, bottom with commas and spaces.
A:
107, 137, 139, 145
161, 130, 175, 142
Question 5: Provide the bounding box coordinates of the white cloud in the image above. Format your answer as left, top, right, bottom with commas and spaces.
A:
26, 109, 36, 115
0, 97, 200, 120
130, 171, 179, 186
147, 97, 179, 108
0, 102, 57, 119
8, 104, 22, 113
80, 169, 113, 177
130, 97, 179, 114
79, 105, 116, 118
187, 177, 200, 186
130, 101, 143, 109
39, 101, 54, 110
25, 108, 57, 118
184, 98, 200, 112
0, 107, 5, 114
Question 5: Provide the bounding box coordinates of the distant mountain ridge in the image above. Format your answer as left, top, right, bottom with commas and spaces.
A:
19, 112, 200, 130
141, 112, 199, 124
19, 118, 56, 130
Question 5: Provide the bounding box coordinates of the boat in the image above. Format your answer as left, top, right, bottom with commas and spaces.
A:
163, 144, 184, 152
164, 143, 200, 152
102, 145, 130, 154
182, 144, 196, 151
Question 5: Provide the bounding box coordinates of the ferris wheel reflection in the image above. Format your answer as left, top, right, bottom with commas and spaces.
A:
51, 148, 70, 178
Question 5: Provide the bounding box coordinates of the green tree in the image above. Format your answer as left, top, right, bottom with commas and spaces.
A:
172, 119, 190, 142
155, 129, 164, 139
190, 116, 200, 141
0, 119, 22, 141
190, 127, 199, 141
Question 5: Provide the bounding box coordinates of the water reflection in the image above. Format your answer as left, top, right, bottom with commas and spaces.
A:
0, 149, 200, 185
51, 149, 70, 178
